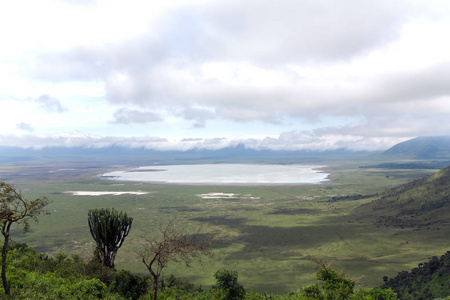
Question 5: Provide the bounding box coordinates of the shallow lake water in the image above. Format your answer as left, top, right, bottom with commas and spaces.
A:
102, 164, 329, 185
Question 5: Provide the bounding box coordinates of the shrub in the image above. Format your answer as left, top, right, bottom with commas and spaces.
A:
214, 269, 245, 300
108, 269, 149, 299
9, 271, 112, 299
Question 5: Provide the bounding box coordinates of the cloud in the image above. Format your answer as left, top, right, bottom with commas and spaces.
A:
15, 122, 34, 132
33, 47, 105, 82
29, 0, 445, 130
29, 0, 412, 92
111, 108, 162, 124
2, 0, 450, 150
353, 62, 450, 106
0, 133, 168, 149
314, 114, 450, 138
0, 131, 404, 152
35, 95, 67, 113
177, 107, 215, 128
195, 0, 407, 64
61, 0, 97, 7
181, 137, 203, 142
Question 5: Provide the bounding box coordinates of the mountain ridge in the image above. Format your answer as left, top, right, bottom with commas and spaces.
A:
0, 144, 376, 165
355, 164, 450, 228
382, 136, 450, 159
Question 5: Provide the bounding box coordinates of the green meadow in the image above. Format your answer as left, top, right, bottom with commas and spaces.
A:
2, 160, 448, 294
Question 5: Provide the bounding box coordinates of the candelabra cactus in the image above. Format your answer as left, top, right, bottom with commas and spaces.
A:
88, 208, 133, 268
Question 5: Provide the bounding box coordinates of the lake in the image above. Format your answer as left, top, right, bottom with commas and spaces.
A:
101, 164, 329, 185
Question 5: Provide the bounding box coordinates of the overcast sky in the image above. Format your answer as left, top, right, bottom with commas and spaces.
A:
1, 0, 449, 151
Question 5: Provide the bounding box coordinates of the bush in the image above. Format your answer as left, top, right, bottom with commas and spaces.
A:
214, 269, 246, 300
9, 271, 113, 299
300, 261, 397, 300
162, 274, 195, 292
108, 269, 149, 299
367, 287, 397, 300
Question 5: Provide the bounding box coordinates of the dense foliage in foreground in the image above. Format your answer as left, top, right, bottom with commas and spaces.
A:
6, 242, 450, 299
383, 251, 450, 299
0, 243, 400, 299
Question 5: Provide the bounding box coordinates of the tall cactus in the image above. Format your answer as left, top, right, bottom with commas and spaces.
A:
88, 208, 133, 268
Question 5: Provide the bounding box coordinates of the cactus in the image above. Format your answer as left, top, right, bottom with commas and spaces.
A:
88, 208, 133, 268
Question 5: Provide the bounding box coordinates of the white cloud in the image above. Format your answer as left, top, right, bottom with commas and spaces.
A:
15, 122, 34, 132
111, 108, 162, 124
0, 131, 404, 152
36, 95, 67, 113
0, 0, 449, 151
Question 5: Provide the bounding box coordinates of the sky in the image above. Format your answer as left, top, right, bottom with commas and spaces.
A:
1, 0, 450, 151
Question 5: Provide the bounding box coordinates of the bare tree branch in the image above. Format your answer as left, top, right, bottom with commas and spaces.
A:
138, 217, 212, 300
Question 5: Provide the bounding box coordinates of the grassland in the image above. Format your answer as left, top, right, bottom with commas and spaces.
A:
1, 159, 448, 294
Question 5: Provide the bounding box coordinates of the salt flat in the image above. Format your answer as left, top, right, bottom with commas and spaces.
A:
65, 191, 150, 196
102, 163, 329, 185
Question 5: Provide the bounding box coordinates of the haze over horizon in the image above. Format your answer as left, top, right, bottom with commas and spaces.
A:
1, 0, 449, 152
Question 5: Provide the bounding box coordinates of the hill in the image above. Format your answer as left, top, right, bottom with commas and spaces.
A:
382, 251, 450, 299
382, 136, 450, 159
354, 164, 450, 228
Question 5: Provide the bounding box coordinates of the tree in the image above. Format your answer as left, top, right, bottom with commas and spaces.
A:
139, 218, 211, 300
88, 208, 133, 268
0, 181, 49, 295
214, 269, 245, 300
302, 258, 355, 300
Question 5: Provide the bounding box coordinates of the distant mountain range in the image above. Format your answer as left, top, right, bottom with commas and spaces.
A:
0, 144, 375, 165
1, 135, 450, 165
382, 136, 450, 159
355, 164, 450, 228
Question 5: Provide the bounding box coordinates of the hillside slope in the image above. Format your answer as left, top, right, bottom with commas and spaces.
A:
383, 251, 450, 299
354, 165, 450, 228
382, 136, 450, 159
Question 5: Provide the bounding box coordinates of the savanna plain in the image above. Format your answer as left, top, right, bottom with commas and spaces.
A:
0, 157, 447, 294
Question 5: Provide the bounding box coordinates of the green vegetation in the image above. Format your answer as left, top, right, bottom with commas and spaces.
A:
0, 242, 398, 299
0, 182, 49, 295
354, 165, 450, 229
301, 259, 397, 300
1, 242, 145, 299
88, 208, 133, 268
1, 157, 449, 295
214, 269, 245, 300
360, 161, 450, 170
383, 251, 450, 299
